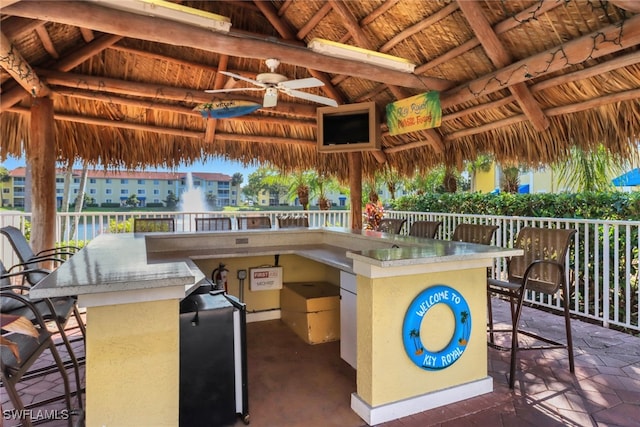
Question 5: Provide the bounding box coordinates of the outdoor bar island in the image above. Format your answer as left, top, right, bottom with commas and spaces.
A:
30, 227, 521, 426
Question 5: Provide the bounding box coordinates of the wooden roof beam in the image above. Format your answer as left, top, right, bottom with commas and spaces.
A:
1, 33, 122, 110
445, 87, 640, 142
1, 16, 44, 39
0, 30, 50, 97
296, 2, 331, 40
52, 88, 317, 127
3, 1, 454, 92
610, 1, 640, 13
253, 0, 344, 105
458, 0, 549, 132
329, 0, 395, 164
39, 69, 318, 118
8, 105, 317, 147
257, 0, 388, 165
204, 54, 230, 145
329, 0, 445, 159
380, 3, 459, 52
441, 13, 640, 108
34, 25, 59, 59
416, 0, 563, 74
361, 1, 565, 106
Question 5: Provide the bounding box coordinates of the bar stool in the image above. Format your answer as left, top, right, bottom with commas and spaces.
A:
487, 227, 577, 388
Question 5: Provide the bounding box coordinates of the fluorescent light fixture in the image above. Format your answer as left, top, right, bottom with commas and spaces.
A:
93, 0, 231, 33
307, 38, 416, 73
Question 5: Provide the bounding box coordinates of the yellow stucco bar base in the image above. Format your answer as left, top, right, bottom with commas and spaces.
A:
351, 376, 493, 425
83, 298, 180, 427
350, 257, 492, 425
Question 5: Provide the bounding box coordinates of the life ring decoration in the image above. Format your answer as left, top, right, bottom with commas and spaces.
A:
402, 285, 472, 371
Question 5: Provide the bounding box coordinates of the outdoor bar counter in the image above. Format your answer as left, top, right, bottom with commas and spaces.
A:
31, 227, 521, 426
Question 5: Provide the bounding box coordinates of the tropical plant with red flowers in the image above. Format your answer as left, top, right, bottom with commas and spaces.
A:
363, 199, 385, 230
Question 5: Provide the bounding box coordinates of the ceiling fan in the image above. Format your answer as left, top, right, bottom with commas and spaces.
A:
205, 58, 338, 108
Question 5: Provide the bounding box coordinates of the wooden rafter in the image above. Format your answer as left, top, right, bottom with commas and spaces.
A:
458, 0, 549, 132
610, 0, 640, 13
38, 69, 318, 118
3, 0, 455, 92
296, 2, 332, 40
441, 13, 640, 108
1, 33, 122, 110
327, 0, 393, 163
204, 54, 229, 145
0, 31, 51, 97
444, 87, 640, 142
252, 0, 343, 107
54, 87, 316, 127
8, 105, 317, 147
34, 25, 59, 59
380, 3, 459, 53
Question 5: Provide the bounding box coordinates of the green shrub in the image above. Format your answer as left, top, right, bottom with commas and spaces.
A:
392, 191, 640, 220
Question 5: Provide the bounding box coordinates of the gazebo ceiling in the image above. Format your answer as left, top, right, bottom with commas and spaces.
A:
1, 0, 639, 180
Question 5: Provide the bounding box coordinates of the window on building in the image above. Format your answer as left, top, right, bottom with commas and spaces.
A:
121, 179, 128, 184
106, 199, 112, 203
168, 180, 173, 184
74, 178, 80, 184
90, 178, 96, 184
56, 178, 64, 183
121, 189, 128, 195
106, 189, 112, 194
194, 180, 201, 186
90, 189, 96, 194
106, 179, 112, 184
74, 189, 78, 194
153, 189, 160, 195
138, 180, 145, 184
138, 189, 145, 195
56, 188, 64, 194
153, 180, 159, 185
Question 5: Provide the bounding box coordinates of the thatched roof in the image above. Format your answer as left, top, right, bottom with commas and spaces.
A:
1, 0, 639, 181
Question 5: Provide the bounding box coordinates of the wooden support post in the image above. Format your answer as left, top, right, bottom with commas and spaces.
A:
349, 152, 362, 230
28, 97, 56, 258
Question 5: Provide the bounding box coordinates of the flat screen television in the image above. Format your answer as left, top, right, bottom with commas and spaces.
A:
317, 102, 381, 153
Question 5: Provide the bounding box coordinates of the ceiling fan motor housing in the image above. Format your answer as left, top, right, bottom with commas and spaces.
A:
256, 72, 288, 85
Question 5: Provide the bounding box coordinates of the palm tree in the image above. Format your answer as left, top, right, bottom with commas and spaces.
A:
290, 171, 311, 210
552, 144, 624, 192
459, 310, 469, 345
409, 329, 423, 355
500, 166, 520, 193
442, 165, 458, 193
465, 154, 493, 192
231, 172, 243, 187
0, 166, 10, 208
379, 166, 402, 200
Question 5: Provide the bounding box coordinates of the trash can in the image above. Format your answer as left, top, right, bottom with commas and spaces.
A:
179, 289, 249, 426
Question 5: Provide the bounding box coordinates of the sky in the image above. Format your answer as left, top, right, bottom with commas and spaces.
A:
1, 155, 259, 184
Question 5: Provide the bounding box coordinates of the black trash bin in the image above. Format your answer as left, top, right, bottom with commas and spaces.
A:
179, 289, 249, 426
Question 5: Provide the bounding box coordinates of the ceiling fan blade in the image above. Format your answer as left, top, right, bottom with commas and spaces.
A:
263, 88, 278, 108
205, 87, 264, 93
284, 89, 338, 107
219, 70, 266, 87
278, 77, 324, 90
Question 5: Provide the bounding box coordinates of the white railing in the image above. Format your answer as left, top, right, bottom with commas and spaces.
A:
1, 210, 638, 333
385, 211, 640, 333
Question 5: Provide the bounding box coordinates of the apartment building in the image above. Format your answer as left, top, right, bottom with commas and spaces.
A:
2, 167, 241, 209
